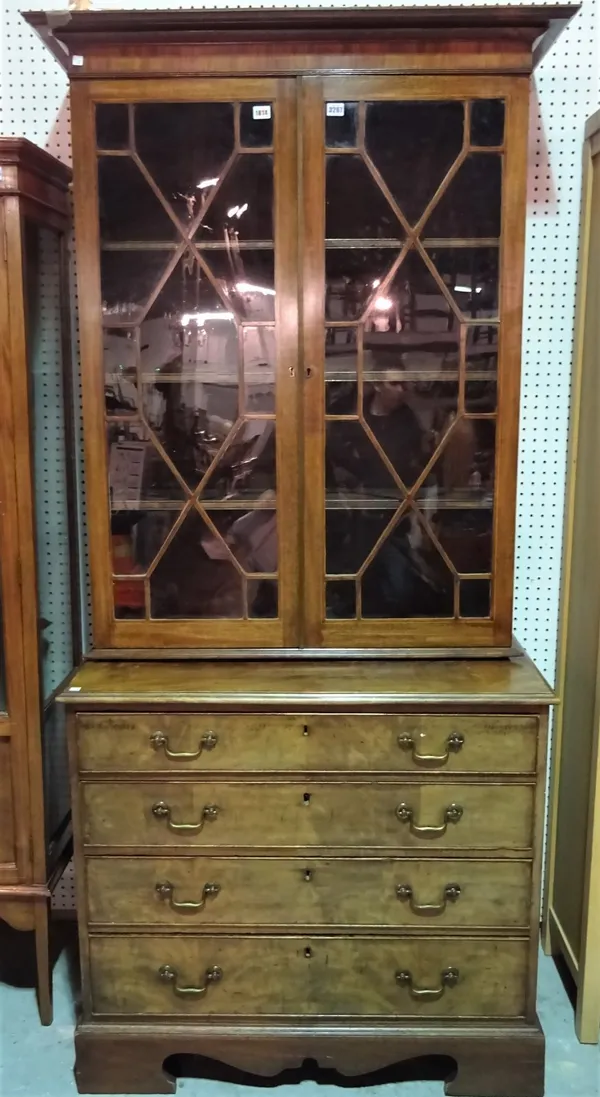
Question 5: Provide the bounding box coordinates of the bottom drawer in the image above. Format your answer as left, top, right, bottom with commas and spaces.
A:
89, 935, 528, 1019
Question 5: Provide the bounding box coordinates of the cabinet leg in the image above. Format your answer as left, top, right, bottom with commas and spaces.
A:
75, 1030, 176, 1094
445, 1030, 545, 1097
34, 900, 52, 1026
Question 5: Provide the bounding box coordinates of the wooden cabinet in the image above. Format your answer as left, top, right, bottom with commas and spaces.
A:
26, 5, 576, 657
0, 138, 78, 1023
543, 109, 600, 1043
25, 3, 574, 1091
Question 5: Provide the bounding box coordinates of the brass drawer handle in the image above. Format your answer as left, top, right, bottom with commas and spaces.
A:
150, 730, 218, 761
396, 882, 461, 916
396, 966, 459, 1002
395, 802, 463, 838
158, 964, 222, 999
155, 880, 221, 913
397, 731, 464, 768
152, 801, 220, 833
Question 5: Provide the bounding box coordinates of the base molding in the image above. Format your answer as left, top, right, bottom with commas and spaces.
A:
75, 1019, 545, 1097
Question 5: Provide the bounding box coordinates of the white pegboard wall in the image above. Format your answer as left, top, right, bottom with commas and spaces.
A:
1, 0, 599, 688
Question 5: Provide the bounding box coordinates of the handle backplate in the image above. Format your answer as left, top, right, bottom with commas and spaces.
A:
397, 731, 464, 768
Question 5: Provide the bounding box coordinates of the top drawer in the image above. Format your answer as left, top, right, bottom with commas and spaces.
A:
76, 713, 538, 775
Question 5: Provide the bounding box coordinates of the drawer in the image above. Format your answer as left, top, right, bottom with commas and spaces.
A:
86, 855, 532, 929
76, 713, 538, 775
89, 934, 529, 1019
81, 781, 534, 852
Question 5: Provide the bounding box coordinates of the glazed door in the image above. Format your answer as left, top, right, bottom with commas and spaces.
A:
73, 78, 299, 649
302, 76, 529, 650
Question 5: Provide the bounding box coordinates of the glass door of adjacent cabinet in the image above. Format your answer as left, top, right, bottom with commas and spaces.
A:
87, 79, 298, 647
303, 76, 527, 649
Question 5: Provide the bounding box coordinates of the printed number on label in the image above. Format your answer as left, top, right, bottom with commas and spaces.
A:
252, 105, 271, 120
326, 103, 345, 117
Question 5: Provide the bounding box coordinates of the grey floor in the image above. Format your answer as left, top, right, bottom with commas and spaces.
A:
0, 929, 598, 1097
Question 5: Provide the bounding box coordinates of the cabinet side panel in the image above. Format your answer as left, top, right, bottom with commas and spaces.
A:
552, 148, 600, 963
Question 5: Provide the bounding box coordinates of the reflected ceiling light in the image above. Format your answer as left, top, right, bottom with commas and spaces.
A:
454, 284, 483, 294
372, 278, 381, 288
236, 282, 276, 297
374, 296, 393, 311
181, 311, 235, 326
227, 205, 240, 217
197, 177, 219, 189
236, 203, 249, 218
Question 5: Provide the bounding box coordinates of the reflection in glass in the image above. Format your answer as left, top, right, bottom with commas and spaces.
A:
198, 155, 273, 243
465, 377, 497, 414
366, 101, 464, 225
460, 578, 491, 617
249, 579, 278, 618
101, 250, 172, 323
98, 157, 177, 242
326, 249, 395, 321
146, 250, 229, 323
424, 154, 502, 238
325, 103, 358, 149
326, 419, 403, 507
202, 420, 276, 501
361, 514, 454, 618
364, 248, 459, 346
114, 578, 145, 619
240, 102, 274, 148
104, 328, 137, 414
471, 100, 505, 147
202, 249, 275, 321
326, 506, 392, 576
150, 508, 244, 618
96, 103, 129, 150
427, 247, 499, 318
417, 419, 495, 505
326, 580, 356, 619
244, 325, 275, 412
135, 102, 235, 227
326, 156, 403, 240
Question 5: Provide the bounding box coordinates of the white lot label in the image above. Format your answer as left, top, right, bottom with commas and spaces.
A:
326, 103, 345, 117
252, 105, 271, 120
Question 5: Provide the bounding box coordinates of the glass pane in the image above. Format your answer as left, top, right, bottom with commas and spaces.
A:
23, 222, 74, 701
243, 325, 275, 412
134, 103, 235, 227
96, 103, 129, 150
326, 156, 404, 240
426, 247, 499, 319
417, 419, 496, 505
202, 420, 276, 502
325, 102, 358, 148
208, 509, 278, 573
326, 420, 403, 507
249, 579, 278, 618
104, 328, 138, 415
460, 578, 491, 617
197, 156, 273, 243
326, 506, 393, 575
326, 249, 396, 321
202, 249, 275, 322
111, 507, 181, 575
471, 100, 504, 147
240, 102, 273, 148
107, 421, 187, 504
366, 101, 464, 226
114, 578, 146, 619
98, 157, 177, 243
101, 250, 171, 324
326, 580, 356, 619
424, 154, 502, 239
435, 507, 493, 574
145, 250, 231, 324
326, 327, 358, 414
466, 324, 498, 412
150, 508, 244, 618
361, 513, 454, 618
